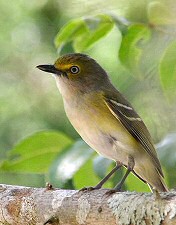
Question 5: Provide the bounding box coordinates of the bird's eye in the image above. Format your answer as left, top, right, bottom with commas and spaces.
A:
70, 66, 80, 74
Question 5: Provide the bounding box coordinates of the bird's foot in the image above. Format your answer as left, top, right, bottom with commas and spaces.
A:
153, 188, 162, 200
104, 188, 123, 196
79, 186, 101, 192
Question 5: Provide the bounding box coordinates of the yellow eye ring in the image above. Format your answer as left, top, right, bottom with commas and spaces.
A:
70, 66, 80, 74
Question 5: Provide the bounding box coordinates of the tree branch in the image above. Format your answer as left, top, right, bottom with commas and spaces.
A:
0, 184, 176, 225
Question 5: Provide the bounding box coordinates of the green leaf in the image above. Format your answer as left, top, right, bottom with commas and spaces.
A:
54, 18, 88, 52
159, 40, 176, 102
74, 157, 100, 189
0, 131, 73, 173
49, 139, 94, 188
73, 14, 114, 52
119, 24, 151, 78
54, 14, 114, 53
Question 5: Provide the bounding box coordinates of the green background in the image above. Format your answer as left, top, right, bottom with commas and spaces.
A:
0, 0, 176, 192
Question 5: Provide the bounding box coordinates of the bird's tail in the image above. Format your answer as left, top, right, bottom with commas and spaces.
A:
149, 169, 168, 192
134, 160, 168, 192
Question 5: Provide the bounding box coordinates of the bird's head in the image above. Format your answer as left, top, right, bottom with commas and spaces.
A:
37, 53, 110, 96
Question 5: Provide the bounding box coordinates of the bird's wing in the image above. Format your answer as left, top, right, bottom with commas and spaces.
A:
104, 91, 163, 177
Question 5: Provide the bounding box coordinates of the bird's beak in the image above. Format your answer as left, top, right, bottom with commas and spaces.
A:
36, 64, 62, 75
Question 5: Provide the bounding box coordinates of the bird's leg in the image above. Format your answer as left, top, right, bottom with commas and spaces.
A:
80, 161, 122, 191
114, 156, 135, 191
94, 161, 123, 189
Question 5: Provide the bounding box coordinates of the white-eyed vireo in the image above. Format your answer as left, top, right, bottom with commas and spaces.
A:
37, 53, 168, 192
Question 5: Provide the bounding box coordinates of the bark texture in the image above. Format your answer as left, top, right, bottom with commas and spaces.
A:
0, 184, 176, 225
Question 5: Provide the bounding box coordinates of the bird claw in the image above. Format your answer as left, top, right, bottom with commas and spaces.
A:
79, 186, 99, 192
104, 189, 117, 196
79, 187, 96, 191
104, 188, 123, 196
153, 188, 162, 200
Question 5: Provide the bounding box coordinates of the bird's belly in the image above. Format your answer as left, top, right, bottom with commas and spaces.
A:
73, 121, 130, 164
68, 115, 113, 157
64, 101, 135, 164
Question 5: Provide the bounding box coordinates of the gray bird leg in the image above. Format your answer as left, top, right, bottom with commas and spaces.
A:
94, 161, 123, 189
80, 161, 122, 191
114, 156, 135, 191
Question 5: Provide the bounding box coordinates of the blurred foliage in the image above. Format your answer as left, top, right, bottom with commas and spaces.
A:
49, 139, 94, 188
55, 14, 114, 52
0, 131, 72, 173
0, 0, 176, 191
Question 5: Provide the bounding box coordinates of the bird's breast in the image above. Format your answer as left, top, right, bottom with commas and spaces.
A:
63, 93, 138, 162
63, 96, 112, 156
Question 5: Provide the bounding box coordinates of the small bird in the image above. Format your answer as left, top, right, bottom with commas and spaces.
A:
37, 53, 168, 192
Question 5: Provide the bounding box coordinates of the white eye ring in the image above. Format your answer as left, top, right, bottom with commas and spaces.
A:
70, 66, 80, 74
